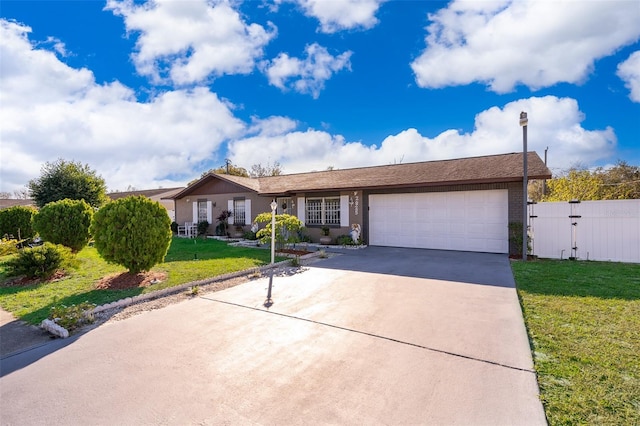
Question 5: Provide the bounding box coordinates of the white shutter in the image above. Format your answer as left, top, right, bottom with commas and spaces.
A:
192, 202, 198, 223
245, 199, 252, 225
297, 197, 306, 226
206, 201, 212, 223
340, 195, 349, 227
227, 200, 234, 225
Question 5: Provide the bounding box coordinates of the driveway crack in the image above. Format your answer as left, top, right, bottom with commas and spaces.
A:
200, 296, 536, 374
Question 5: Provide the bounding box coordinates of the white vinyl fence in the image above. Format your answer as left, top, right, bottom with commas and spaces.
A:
530, 199, 640, 263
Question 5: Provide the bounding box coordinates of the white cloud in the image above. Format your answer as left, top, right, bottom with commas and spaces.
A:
617, 50, 640, 102
0, 19, 244, 193
278, 0, 385, 33
229, 96, 616, 175
411, 0, 640, 93
262, 43, 352, 98
105, 0, 276, 85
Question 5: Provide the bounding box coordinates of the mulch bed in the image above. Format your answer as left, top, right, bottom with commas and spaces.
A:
276, 249, 313, 256
0, 270, 67, 288
95, 271, 167, 290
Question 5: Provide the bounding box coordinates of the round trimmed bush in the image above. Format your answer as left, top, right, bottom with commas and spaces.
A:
33, 199, 93, 252
0, 205, 37, 239
90, 196, 172, 274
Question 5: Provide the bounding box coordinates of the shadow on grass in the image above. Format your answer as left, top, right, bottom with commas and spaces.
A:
512, 259, 640, 301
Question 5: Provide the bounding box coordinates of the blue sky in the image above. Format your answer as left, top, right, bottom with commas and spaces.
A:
1, 0, 639, 193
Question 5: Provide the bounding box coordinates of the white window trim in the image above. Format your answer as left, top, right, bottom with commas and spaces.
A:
306, 196, 341, 226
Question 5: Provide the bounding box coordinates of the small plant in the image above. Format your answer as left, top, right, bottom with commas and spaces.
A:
508, 221, 532, 257
49, 301, 96, 331
216, 210, 232, 236
336, 234, 356, 245
188, 285, 200, 296
197, 220, 210, 236
171, 221, 179, 234
248, 270, 262, 279
318, 249, 328, 259
5, 242, 74, 280
321, 225, 330, 236
290, 255, 301, 267
243, 230, 257, 240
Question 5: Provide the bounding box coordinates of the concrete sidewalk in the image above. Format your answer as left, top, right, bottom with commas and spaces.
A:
0, 248, 546, 425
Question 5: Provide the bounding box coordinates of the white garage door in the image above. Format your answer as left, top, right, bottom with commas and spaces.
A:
369, 190, 509, 253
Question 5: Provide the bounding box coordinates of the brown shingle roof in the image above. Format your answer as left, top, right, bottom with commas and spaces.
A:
108, 187, 184, 200
259, 152, 550, 195
172, 152, 550, 198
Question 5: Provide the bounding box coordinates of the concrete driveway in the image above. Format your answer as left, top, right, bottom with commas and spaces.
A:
0, 247, 546, 425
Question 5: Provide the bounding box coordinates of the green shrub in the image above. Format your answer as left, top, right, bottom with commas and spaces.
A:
32, 199, 93, 252
197, 220, 210, 236
243, 230, 257, 240
0, 205, 37, 239
90, 196, 172, 274
336, 234, 358, 245
171, 221, 179, 233
0, 237, 20, 256
5, 242, 73, 280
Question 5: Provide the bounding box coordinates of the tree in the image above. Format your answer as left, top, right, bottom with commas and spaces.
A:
90, 196, 172, 274
254, 213, 304, 250
14, 187, 31, 199
0, 206, 37, 239
541, 161, 640, 201
32, 199, 93, 252
598, 161, 640, 199
28, 159, 108, 208
188, 161, 250, 185
543, 169, 604, 201
250, 161, 283, 177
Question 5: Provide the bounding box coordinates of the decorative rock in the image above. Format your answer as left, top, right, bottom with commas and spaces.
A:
41, 319, 69, 338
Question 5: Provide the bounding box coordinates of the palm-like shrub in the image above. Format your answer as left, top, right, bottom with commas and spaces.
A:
90, 196, 172, 274
33, 199, 93, 252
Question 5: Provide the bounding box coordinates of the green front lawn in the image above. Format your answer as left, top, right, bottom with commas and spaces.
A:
0, 237, 281, 325
512, 259, 640, 425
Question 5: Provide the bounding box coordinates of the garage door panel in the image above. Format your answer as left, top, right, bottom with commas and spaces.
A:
369, 190, 508, 253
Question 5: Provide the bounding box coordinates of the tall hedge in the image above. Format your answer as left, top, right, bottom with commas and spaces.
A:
0, 205, 37, 239
90, 196, 172, 274
32, 199, 93, 252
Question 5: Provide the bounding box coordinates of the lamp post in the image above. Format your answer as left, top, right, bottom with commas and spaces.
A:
270, 200, 277, 264
265, 200, 277, 307
519, 111, 528, 261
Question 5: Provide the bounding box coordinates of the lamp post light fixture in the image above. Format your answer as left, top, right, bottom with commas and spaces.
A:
519, 111, 528, 261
